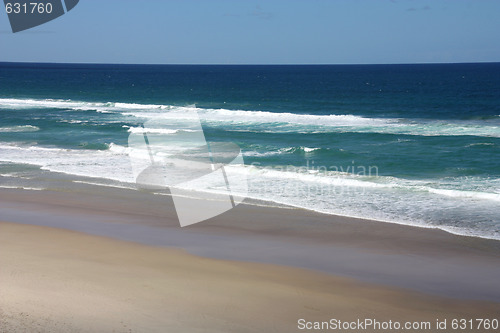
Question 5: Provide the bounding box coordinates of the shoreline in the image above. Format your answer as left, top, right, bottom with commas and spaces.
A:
1, 185, 500, 302
2, 175, 500, 242
1, 155, 499, 241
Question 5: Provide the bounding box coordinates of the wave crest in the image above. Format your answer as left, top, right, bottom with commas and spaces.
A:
1, 98, 500, 138
0, 125, 40, 133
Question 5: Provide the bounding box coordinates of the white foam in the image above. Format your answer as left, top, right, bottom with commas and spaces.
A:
1, 141, 499, 239
0, 98, 172, 114
124, 105, 500, 138
426, 187, 500, 202
58, 119, 88, 124
2, 98, 500, 137
128, 127, 179, 135
465, 142, 496, 148
243, 150, 283, 157
243, 146, 319, 157
0, 98, 113, 112
0, 143, 136, 184
114, 102, 172, 110
203, 108, 389, 126
0, 125, 40, 133
127, 127, 200, 135
0, 185, 45, 191
72, 180, 135, 190
3, 142, 494, 205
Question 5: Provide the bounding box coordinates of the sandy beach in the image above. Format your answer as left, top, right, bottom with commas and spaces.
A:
1, 185, 500, 332
1, 221, 499, 333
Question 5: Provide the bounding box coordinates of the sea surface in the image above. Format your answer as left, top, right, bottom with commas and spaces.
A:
1, 62, 499, 239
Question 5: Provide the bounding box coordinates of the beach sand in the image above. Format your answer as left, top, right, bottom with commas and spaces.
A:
1, 185, 500, 332
1, 221, 499, 333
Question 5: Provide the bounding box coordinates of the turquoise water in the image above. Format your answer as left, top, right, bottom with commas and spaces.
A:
1, 62, 499, 238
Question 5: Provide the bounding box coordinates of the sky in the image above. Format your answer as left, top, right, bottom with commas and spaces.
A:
0, 0, 500, 65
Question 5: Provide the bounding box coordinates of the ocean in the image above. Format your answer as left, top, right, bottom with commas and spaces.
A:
1, 62, 499, 239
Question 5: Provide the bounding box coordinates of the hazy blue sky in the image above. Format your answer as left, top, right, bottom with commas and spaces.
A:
1, 0, 499, 64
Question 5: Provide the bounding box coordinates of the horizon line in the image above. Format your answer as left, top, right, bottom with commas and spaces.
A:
1, 60, 499, 66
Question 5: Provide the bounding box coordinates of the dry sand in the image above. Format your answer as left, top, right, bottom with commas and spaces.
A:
1, 221, 499, 333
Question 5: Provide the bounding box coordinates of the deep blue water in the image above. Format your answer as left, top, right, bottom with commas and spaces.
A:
1, 62, 499, 238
